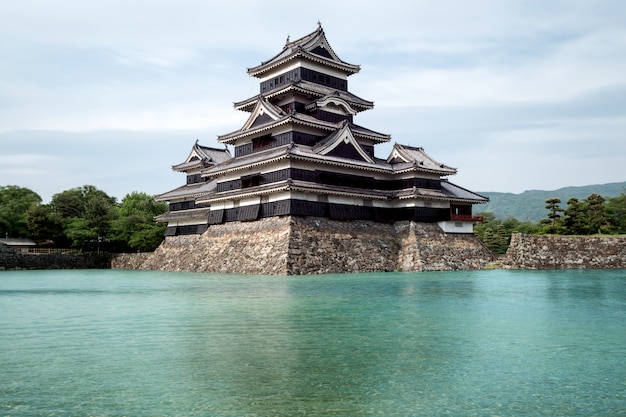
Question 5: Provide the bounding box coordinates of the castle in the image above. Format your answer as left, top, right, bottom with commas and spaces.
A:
149, 25, 493, 275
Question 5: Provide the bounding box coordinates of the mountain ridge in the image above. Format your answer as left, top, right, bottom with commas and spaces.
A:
477, 181, 626, 222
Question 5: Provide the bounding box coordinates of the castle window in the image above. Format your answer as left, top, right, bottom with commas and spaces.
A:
253, 134, 272, 150
241, 174, 261, 189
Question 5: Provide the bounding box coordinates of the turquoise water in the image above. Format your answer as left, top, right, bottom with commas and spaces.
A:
1, 269, 625, 416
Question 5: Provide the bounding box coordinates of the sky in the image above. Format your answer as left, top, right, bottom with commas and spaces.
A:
1, 0, 625, 203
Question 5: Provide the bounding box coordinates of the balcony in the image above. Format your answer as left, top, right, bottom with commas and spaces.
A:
451, 214, 484, 222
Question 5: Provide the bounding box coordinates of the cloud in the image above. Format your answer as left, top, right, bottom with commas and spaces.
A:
0, 0, 624, 198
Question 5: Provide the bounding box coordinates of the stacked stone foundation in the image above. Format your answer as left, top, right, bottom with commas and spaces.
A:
503, 233, 626, 269
125, 216, 494, 275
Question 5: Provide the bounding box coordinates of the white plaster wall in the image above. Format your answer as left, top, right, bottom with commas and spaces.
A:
437, 220, 474, 234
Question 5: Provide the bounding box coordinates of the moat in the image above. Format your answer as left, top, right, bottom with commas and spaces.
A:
2, 269, 624, 416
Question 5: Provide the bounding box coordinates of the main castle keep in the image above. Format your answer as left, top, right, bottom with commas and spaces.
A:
146, 25, 494, 274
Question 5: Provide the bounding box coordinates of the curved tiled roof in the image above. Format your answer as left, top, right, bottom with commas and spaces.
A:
154, 207, 212, 222
172, 143, 231, 172
247, 24, 360, 78
387, 143, 457, 175
154, 179, 218, 202
217, 111, 389, 145
234, 81, 374, 113
440, 180, 489, 203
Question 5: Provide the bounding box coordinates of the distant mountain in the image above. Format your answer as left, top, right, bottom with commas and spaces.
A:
477, 182, 626, 222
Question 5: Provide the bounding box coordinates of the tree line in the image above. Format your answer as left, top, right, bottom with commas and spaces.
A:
475, 193, 626, 254
3, 184, 625, 256
0, 185, 168, 252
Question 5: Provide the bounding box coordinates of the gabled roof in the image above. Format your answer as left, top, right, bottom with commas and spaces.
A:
218, 102, 390, 146
387, 143, 457, 175
240, 99, 285, 131
202, 139, 456, 180
172, 141, 232, 172
247, 23, 360, 78
313, 122, 375, 163
234, 80, 374, 113
305, 92, 358, 115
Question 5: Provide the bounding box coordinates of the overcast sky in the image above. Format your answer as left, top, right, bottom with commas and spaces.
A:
1, 0, 625, 203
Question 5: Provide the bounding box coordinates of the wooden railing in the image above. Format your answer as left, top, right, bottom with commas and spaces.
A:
451, 214, 484, 222
19, 248, 78, 255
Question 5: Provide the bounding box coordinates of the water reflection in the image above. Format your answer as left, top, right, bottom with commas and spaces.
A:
1, 269, 625, 416
174, 274, 491, 415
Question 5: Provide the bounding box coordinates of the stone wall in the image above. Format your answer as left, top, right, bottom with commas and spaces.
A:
111, 252, 153, 269
139, 216, 291, 274
0, 244, 111, 270
503, 233, 626, 269
286, 217, 399, 274
396, 222, 495, 271
128, 216, 494, 275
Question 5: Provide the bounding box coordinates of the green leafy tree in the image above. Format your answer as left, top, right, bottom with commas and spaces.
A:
50, 185, 117, 250
110, 192, 167, 252
26, 204, 64, 244
50, 188, 84, 218
0, 185, 42, 238
474, 212, 540, 254
605, 193, 626, 234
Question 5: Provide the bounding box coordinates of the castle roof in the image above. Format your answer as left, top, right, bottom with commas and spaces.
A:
172, 142, 231, 172
202, 140, 457, 179
387, 143, 457, 175
154, 179, 218, 202
233, 80, 374, 113
154, 207, 212, 222
217, 102, 389, 145
247, 23, 360, 78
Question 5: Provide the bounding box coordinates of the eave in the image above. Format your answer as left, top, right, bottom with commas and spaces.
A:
154, 181, 217, 202
248, 50, 360, 79
154, 207, 212, 222
233, 82, 374, 113
198, 179, 390, 205
217, 114, 339, 144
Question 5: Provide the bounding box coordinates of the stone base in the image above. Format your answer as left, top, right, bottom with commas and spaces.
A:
134, 216, 495, 275
503, 233, 626, 269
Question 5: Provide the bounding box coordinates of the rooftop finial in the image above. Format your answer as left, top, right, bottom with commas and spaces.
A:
285, 34, 290, 44
317, 19, 322, 29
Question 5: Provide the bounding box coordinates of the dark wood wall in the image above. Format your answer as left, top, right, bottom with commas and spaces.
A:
217, 168, 442, 193
207, 200, 449, 226
259, 67, 348, 94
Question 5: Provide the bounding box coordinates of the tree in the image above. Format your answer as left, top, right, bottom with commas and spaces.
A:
473, 212, 540, 254
605, 193, 626, 234
542, 198, 564, 234
110, 192, 167, 252
563, 197, 587, 235
0, 186, 42, 238
26, 204, 63, 244
50, 185, 117, 250
585, 193, 607, 234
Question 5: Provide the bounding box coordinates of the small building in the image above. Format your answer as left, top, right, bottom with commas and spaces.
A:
156, 24, 487, 236
0, 238, 37, 253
